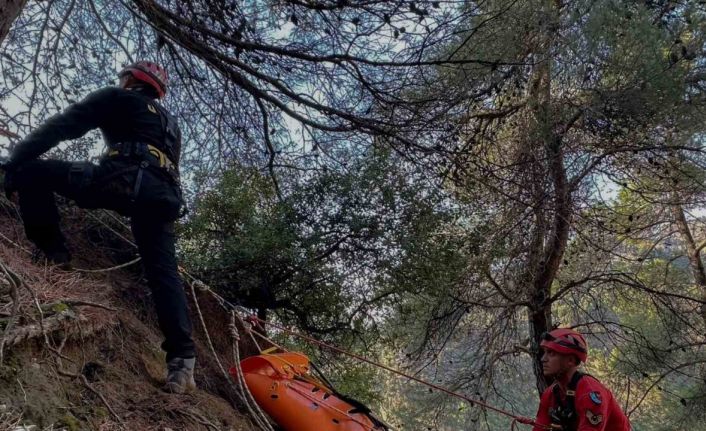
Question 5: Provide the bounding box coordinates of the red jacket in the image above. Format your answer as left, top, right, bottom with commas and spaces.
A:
533, 374, 630, 431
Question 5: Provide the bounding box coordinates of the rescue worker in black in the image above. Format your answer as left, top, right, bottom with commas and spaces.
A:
0, 61, 196, 394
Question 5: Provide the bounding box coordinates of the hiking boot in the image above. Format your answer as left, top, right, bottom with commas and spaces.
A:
163, 357, 196, 394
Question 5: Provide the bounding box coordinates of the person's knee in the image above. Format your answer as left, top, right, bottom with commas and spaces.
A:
13, 160, 72, 191
67, 162, 95, 190
12, 161, 45, 190
145, 270, 183, 294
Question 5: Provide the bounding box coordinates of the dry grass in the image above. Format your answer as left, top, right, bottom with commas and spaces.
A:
0, 408, 23, 430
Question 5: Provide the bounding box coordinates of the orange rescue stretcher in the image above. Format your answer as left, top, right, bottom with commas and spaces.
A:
230, 351, 390, 431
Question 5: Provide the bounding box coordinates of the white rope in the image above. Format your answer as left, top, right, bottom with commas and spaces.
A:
188, 281, 242, 389
229, 312, 276, 431
74, 256, 141, 273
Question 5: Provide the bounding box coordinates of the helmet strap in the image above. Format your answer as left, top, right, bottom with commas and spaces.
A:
119, 75, 159, 98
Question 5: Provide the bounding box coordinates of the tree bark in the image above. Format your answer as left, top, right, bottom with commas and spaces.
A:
671, 202, 706, 325
0, 0, 28, 46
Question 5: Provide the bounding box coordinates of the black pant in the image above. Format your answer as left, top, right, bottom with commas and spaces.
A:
12, 159, 195, 361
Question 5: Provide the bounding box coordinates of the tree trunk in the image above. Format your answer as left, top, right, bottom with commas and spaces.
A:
528, 133, 570, 394
526, 0, 570, 395
671, 202, 706, 324
0, 0, 28, 46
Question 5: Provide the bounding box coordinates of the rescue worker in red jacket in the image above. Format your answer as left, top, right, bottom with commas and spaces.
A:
533, 328, 631, 431
1, 62, 196, 394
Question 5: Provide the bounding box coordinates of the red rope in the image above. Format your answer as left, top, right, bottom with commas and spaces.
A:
244, 315, 551, 430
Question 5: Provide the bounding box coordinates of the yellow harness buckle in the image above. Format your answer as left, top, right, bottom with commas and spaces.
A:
107, 144, 174, 170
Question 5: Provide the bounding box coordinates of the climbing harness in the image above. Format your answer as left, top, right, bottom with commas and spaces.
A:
107, 142, 179, 185
549, 372, 585, 431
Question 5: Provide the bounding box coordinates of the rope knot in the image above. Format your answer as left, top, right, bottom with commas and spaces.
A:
193, 279, 209, 292
516, 417, 535, 425
228, 322, 241, 342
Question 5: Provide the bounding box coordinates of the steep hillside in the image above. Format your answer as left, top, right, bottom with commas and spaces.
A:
0, 198, 262, 431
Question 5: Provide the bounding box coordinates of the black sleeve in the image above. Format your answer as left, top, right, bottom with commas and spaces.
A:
7, 87, 119, 168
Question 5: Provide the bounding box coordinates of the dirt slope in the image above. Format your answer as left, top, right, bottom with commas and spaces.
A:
0, 200, 261, 431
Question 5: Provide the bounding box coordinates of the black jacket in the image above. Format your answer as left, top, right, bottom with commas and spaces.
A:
8, 87, 181, 170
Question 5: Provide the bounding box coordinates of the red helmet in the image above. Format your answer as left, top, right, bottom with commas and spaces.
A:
540, 328, 588, 363
118, 61, 168, 98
